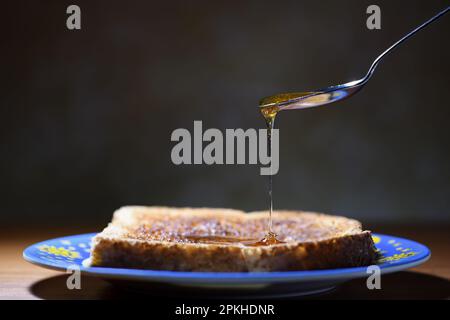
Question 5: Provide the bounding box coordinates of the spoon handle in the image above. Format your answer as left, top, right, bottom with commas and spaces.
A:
365, 6, 449, 79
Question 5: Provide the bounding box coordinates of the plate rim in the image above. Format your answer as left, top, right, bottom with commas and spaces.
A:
23, 232, 431, 284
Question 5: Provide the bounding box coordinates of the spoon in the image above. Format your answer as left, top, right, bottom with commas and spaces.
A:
259, 6, 449, 111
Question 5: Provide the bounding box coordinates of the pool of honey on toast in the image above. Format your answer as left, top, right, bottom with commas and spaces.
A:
125, 215, 352, 246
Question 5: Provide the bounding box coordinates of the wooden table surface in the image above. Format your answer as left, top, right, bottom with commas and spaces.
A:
1, 226, 449, 300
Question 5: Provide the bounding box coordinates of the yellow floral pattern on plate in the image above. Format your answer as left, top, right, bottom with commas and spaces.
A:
375, 237, 418, 263
38, 245, 80, 259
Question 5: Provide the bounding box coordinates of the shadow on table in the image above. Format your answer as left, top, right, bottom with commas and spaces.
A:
29, 271, 450, 300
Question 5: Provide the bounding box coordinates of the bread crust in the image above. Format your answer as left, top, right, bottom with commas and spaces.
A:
90, 206, 378, 271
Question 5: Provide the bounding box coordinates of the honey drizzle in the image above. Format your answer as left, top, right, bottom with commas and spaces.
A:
258, 92, 313, 245
259, 105, 285, 245
260, 105, 279, 236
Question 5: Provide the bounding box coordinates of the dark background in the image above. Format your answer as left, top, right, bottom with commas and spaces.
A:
1, 0, 449, 229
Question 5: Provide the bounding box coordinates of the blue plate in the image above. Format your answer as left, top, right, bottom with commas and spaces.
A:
23, 233, 430, 297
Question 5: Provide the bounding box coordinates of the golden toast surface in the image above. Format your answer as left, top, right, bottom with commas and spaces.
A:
90, 206, 378, 271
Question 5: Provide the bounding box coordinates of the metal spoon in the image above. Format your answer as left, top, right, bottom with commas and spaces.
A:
259, 6, 449, 111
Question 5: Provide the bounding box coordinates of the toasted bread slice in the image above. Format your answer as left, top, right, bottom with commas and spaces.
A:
89, 206, 378, 271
